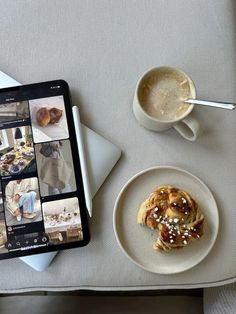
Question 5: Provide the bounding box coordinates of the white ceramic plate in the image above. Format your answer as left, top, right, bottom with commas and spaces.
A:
113, 166, 219, 274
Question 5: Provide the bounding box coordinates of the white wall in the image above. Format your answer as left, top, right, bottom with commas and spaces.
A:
42, 197, 79, 215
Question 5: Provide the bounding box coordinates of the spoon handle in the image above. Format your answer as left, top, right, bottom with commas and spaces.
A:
184, 99, 235, 110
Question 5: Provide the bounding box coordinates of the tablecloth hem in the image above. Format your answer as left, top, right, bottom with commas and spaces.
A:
0, 277, 235, 293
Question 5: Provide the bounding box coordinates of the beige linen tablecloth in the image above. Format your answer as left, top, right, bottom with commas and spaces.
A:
0, 0, 235, 292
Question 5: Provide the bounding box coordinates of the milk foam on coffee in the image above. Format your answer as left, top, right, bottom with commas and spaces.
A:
139, 68, 192, 121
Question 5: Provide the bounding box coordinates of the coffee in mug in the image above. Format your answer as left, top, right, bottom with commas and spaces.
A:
139, 68, 192, 121
133, 66, 200, 141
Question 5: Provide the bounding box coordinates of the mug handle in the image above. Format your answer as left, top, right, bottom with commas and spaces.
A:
173, 115, 200, 141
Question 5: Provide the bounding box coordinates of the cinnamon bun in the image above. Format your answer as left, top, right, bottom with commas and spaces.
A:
36, 107, 51, 127
36, 107, 63, 127
137, 185, 204, 252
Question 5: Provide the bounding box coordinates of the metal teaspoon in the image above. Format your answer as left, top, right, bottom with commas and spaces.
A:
184, 99, 235, 110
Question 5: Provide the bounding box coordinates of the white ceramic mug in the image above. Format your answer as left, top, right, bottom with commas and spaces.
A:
133, 66, 200, 141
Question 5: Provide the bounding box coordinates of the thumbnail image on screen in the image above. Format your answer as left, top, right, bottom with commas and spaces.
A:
42, 197, 83, 245
29, 96, 69, 143
35, 139, 76, 197
0, 182, 7, 253
0, 126, 36, 177
0, 212, 7, 254
3, 177, 42, 227
0, 101, 29, 124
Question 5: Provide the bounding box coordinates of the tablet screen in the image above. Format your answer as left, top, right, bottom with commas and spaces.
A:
0, 80, 90, 260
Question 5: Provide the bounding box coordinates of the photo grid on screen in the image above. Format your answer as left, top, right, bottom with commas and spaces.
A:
0, 95, 82, 255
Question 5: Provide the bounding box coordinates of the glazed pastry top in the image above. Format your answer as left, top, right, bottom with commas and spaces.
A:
137, 185, 204, 252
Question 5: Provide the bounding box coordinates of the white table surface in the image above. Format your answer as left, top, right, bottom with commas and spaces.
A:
0, 0, 235, 292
